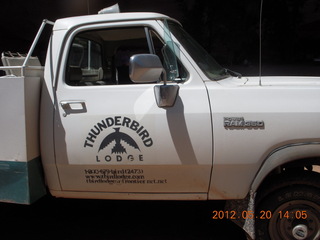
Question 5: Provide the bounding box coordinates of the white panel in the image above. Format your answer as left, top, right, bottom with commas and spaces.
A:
0, 76, 40, 162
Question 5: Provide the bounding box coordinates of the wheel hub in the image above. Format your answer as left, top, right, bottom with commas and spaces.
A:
269, 200, 320, 240
292, 224, 308, 240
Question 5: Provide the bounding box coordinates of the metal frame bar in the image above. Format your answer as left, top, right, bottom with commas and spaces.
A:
0, 19, 54, 76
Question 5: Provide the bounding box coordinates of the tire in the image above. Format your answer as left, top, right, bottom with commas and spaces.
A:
255, 172, 320, 240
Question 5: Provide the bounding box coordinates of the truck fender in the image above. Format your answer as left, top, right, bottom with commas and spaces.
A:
251, 142, 320, 193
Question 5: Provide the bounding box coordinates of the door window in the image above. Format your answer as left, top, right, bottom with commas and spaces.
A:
65, 26, 187, 86
66, 38, 103, 86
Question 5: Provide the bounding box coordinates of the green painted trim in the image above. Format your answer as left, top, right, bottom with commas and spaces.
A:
0, 158, 46, 204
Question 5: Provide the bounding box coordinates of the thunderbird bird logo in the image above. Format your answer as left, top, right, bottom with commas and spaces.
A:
98, 128, 140, 154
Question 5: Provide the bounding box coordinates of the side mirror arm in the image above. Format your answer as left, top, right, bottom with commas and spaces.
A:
154, 84, 179, 108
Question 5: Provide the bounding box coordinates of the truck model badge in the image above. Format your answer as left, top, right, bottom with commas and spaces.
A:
224, 117, 265, 129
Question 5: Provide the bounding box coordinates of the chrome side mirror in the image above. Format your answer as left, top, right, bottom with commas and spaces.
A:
129, 54, 163, 83
129, 54, 179, 108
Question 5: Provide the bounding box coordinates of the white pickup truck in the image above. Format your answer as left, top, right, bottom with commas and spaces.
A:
1, 5, 319, 240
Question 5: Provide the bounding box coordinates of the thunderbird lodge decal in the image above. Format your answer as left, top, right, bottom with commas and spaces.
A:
84, 116, 153, 163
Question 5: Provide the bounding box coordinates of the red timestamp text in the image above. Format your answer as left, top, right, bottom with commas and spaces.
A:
212, 210, 308, 220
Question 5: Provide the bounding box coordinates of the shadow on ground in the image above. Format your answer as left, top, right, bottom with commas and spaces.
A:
0, 196, 246, 239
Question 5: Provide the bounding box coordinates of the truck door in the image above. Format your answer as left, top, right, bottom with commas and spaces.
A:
54, 21, 212, 196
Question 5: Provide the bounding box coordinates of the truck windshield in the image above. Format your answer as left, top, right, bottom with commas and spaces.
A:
167, 21, 228, 80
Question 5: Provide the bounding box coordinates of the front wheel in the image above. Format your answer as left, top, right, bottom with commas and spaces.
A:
255, 172, 320, 240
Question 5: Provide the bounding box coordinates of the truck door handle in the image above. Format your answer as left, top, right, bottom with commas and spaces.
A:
60, 101, 87, 116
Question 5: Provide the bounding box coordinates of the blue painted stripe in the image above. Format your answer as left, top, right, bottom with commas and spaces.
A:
0, 157, 46, 204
